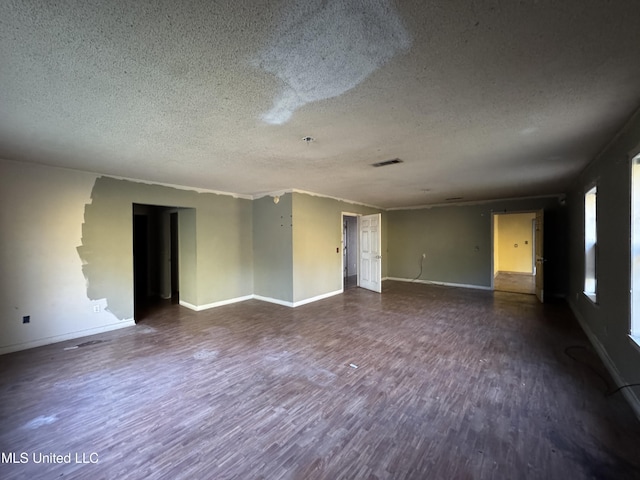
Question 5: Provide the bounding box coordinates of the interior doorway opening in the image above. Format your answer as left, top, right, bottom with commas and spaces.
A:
342, 212, 383, 293
342, 214, 358, 289
492, 211, 538, 296
133, 204, 184, 321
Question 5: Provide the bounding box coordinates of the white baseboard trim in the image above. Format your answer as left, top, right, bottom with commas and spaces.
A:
252, 295, 294, 308
179, 295, 254, 311
179, 300, 198, 310
568, 300, 640, 421
386, 277, 492, 291
253, 291, 343, 308
184, 289, 346, 311
0, 319, 136, 355
292, 289, 343, 307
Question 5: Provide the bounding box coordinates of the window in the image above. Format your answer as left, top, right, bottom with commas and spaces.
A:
584, 185, 597, 302
631, 155, 640, 341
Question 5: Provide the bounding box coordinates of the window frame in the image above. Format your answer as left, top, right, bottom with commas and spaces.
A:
583, 184, 598, 303
630, 153, 640, 346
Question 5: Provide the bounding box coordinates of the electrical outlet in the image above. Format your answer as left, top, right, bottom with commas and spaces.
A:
22, 315, 30, 324
93, 305, 100, 313
422, 253, 426, 259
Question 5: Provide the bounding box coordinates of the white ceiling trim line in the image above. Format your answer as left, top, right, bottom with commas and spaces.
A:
4, 158, 255, 199
387, 193, 566, 211
252, 188, 385, 210
252, 189, 293, 201
97, 174, 254, 199
289, 188, 385, 210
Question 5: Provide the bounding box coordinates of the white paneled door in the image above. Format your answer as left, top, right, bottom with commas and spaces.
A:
359, 213, 382, 293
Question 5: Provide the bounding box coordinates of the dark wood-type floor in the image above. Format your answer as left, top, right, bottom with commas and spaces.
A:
494, 272, 536, 295
344, 274, 358, 290
1, 281, 639, 480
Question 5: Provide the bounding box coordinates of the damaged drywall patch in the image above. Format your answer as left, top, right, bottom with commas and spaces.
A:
254, 0, 411, 124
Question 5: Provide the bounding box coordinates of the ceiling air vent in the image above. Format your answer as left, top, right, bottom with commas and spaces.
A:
372, 158, 403, 167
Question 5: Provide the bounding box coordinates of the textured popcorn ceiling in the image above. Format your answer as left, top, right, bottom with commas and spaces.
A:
1, 0, 640, 208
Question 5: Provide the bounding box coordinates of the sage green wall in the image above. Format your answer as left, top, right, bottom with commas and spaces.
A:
77, 177, 253, 316
178, 207, 198, 307
292, 192, 385, 303
252, 192, 386, 304
253, 193, 294, 303
388, 205, 491, 286
567, 110, 640, 404
194, 191, 253, 306
388, 197, 567, 294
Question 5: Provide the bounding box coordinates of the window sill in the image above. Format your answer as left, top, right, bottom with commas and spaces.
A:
583, 292, 597, 304
630, 335, 640, 354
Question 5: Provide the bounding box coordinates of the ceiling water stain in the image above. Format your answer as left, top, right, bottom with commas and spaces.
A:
254, 0, 412, 125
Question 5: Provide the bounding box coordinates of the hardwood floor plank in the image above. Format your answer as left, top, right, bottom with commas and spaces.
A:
1, 281, 639, 479
494, 271, 535, 295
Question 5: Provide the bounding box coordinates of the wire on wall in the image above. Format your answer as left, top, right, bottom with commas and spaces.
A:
413, 255, 424, 281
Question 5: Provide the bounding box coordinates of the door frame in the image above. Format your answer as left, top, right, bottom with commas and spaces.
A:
491, 209, 542, 298
132, 204, 186, 321
341, 212, 360, 290
169, 209, 179, 301
534, 209, 544, 303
